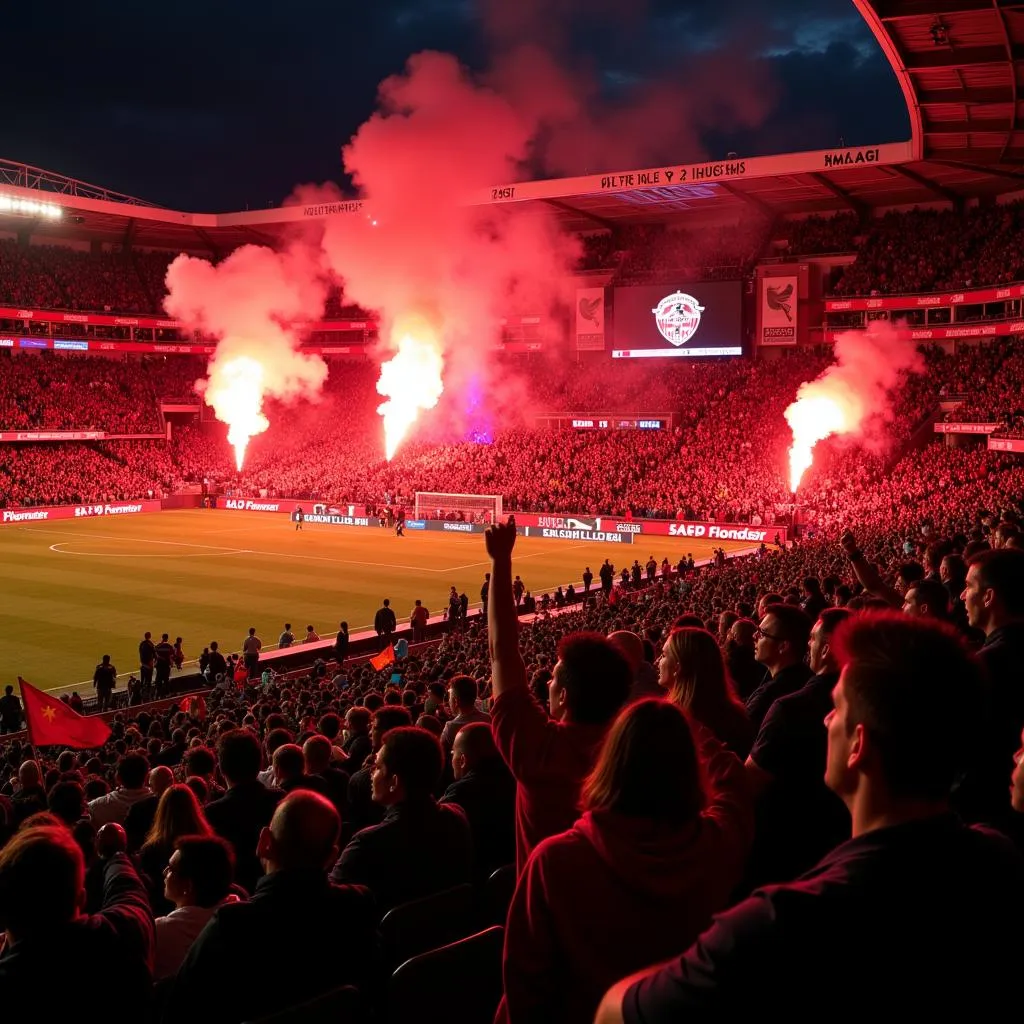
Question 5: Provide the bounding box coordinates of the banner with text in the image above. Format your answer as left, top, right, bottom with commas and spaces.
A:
759, 276, 798, 347
575, 288, 605, 351
822, 320, 1024, 343
988, 437, 1024, 453
933, 423, 1001, 435
211, 500, 785, 544
1, 499, 161, 526
512, 513, 786, 544
0, 305, 372, 333
825, 283, 1024, 313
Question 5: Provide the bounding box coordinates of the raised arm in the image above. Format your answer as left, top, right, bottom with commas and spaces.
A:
485, 517, 527, 699
841, 530, 902, 608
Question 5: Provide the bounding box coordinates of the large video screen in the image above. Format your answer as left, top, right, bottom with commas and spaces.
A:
612, 281, 743, 358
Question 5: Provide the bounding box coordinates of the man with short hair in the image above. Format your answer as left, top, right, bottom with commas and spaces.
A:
124, 765, 174, 853
154, 836, 238, 980
154, 634, 174, 696
278, 623, 295, 649
0, 825, 153, 1019
902, 578, 950, 619
596, 612, 1024, 1021
0, 684, 21, 734
11, 760, 46, 824
241, 627, 262, 680
166, 792, 375, 1023
139, 631, 156, 689
204, 730, 283, 893
745, 605, 813, 730
88, 753, 152, 827
485, 519, 632, 870
304, 734, 349, 819
959, 548, 1024, 823
205, 641, 227, 683
342, 706, 373, 768
272, 743, 330, 801
346, 706, 412, 832
410, 599, 430, 645
374, 599, 397, 650
441, 722, 516, 877
331, 726, 473, 912
92, 655, 118, 711
439, 674, 490, 751
745, 608, 852, 885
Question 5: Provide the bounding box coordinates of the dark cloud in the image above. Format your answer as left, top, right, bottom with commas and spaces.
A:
0, 0, 906, 211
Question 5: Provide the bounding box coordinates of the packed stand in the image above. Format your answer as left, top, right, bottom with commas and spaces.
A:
1, 494, 1023, 1020
0, 239, 161, 314
830, 202, 1024, 296
775, 212, 861, 257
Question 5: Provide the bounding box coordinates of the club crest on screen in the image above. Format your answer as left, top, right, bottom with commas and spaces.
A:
652, 291, 705, 346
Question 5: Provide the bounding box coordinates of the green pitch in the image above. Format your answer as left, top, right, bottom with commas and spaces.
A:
0, 510, 750, 693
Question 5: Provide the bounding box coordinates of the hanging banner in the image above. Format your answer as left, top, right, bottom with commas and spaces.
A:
575, 288, 605, 351
759, 276, 798, 346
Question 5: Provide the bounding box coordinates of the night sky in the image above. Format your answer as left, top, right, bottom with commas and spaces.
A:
0, 0, 909, 212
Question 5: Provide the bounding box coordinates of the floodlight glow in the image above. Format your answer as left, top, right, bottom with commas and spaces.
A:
0, 195, 63, 219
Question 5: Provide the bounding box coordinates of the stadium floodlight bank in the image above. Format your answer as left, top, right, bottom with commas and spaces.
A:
414, 492, 503, 524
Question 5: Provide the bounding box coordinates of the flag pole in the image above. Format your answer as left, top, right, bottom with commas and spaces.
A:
16, 676, 35, 751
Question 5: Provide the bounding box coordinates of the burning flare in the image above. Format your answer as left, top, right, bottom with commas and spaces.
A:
201, 355, 270, 470
376, 321, 445, 460
784, 393, 853, 493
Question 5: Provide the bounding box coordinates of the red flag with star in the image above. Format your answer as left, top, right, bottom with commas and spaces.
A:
370, 644, 395, 671
18, 677, 111, 749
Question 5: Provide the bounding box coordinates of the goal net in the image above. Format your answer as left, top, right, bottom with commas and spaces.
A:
414, 492, 503, 524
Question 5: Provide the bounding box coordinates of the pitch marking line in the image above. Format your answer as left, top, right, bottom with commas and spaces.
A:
49, 542, 248, 558
25, 525, 474, 574
26, 526, 595, 575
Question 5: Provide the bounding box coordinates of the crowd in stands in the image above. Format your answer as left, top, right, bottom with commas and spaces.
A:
0, 240, 172, 314
952, 346, 1024, 429
5, 206, 1024, 1020
3, 339, 1024, 520
774, 211, 861, 257
827, 203, 1024, 296
0, 352, 199, 433
0, 499, 1022, 1019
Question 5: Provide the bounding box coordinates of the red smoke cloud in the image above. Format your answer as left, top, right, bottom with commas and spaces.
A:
164, 245, 329, 468
316, 51, 579, 454
785, 321, 925, 491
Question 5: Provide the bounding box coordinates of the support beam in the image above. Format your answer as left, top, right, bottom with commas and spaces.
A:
878, 0, 1023, 20
928, 158, 1024, 182
193, 227, 221, 258
807, 173, 869, 216
919, 85, 1014, 105
922, 116, 1014, 133
716, 181, 775, 219
903, 43, 1019, 70
122, 217, 136, 249
992, 0, 1020, 163
543, 198, 617, 231
888, 164, 964, 207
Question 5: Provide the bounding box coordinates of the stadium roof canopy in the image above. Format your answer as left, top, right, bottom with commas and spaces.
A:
856, 0, 1024, 166
4, 1, 1024, 246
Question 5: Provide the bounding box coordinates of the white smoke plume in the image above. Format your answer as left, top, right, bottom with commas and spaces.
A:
785, 320, 925, 492
315, 51, 579, 458
164, 245, 329, 469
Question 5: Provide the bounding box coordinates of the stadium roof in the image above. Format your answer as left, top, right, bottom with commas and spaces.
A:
5, 2, 1024, 246
856, 0, 1024, 166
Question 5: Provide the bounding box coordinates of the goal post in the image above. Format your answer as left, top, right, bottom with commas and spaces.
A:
414, 492, 503, 524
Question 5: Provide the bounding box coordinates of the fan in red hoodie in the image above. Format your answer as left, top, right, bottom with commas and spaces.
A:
485, 519, 633, 872
497, 699, 754, 1024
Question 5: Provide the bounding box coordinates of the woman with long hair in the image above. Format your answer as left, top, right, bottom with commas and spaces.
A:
660, 627, 754, 759
497, 698, 753, 1024
138, 784, 213, 914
